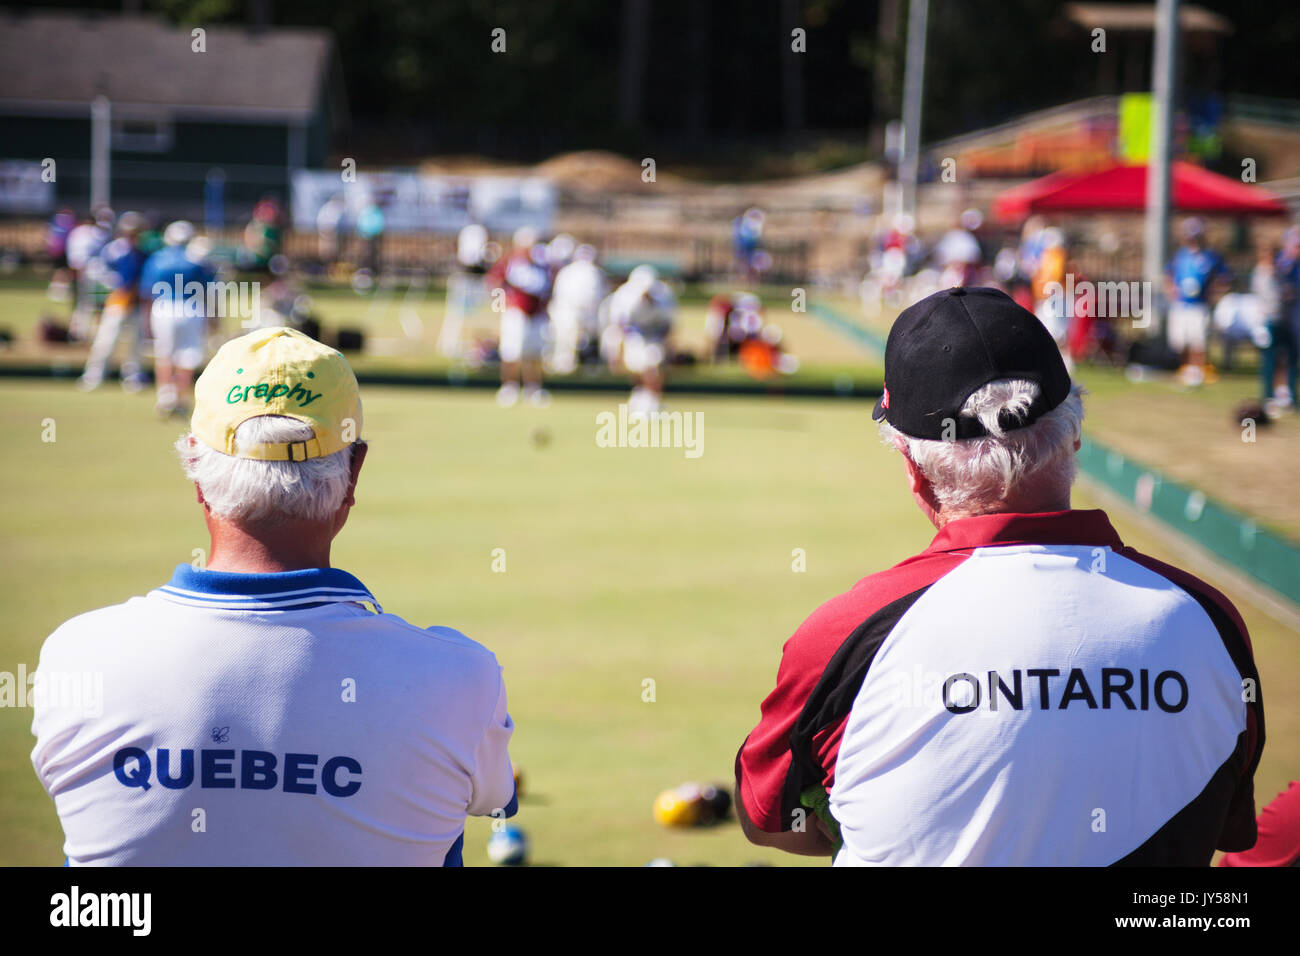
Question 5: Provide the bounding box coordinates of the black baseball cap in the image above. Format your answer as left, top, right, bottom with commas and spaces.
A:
871, 286, 1071, 440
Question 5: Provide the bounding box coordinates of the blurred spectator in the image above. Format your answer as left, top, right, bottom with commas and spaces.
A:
139, 221, 216, 418
138, 213, 165, 257
241, 196, 284, 272
1269, 227, 1300, 412
439, 222, 493, 359
705, 291, 764, 362
733, 207, 766, 281
1166, 217, 1230, 386
935, 209, 984, 287
1064, 263, 1092, 371
1017, 215, 1048, 283
78, 212, 150, 392
63, 207, 113, 341
251, 273, 316, 334
487, 226, 552, 407
873, 213, 920, 305
456, 223, 490, 275
604, 265, 676, 414
316, 194, 349, 266
1032, 227, 1069, 348
45, 208, 77, 303
704, 291, 796, 377
1213, 264, 1270, 374
355, 201, 386, 275
546, 233, 576, 271
548, 244, 606, 374
992, 241, 1019, 286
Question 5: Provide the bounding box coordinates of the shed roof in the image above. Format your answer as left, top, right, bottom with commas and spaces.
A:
0, 10, 336, 121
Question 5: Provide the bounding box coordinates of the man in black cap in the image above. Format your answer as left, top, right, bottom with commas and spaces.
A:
735, 287, 1264, 865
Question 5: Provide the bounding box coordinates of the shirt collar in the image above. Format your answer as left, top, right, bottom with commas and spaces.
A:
153, 564, 381, 612
923, 509, 1124, 555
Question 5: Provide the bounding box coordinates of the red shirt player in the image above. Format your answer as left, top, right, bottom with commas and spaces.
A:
1218, 781, 1300, 867
487, 226, 552, 406
487, 228, 550, 319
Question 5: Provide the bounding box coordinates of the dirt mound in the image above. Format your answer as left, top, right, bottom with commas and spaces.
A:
534, 150, 683, 192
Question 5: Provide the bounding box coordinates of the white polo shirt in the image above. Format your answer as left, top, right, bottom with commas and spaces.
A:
31, 565, 516, 866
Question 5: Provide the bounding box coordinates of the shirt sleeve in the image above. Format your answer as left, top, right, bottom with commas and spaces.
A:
735, 617, 843, 834
466, 668, 517, 818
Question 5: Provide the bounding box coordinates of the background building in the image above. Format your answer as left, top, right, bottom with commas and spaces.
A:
0, 9, 346, 220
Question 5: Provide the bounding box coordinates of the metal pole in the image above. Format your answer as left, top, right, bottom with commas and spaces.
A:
90, 95, 111, 211
899, 0, 929, 218
1142, 0, 1179, 337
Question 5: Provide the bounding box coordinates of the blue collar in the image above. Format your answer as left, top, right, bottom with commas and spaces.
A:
153, 565, 381, 612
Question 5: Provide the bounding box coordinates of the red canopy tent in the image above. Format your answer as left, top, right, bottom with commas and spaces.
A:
992, 161, 1288, 222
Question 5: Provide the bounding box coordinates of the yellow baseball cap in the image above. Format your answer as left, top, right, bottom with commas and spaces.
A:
191, 327, 363, 461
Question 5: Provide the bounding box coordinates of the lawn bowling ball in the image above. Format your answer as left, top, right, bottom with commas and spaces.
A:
699, 783, 732, 822
653, 783, 705, 828
513, 767, 525, 799
487, 825, 528, 866
530, 426, 551, 448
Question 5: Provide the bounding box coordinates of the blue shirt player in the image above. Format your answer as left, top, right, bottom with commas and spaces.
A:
1165, 218, 1230, 384
139, 221, 218, 416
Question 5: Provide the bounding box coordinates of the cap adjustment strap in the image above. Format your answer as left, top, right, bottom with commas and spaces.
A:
242, 437, 324, 461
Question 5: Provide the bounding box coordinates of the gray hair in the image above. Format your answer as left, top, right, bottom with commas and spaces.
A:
177, 416, 355, 524
878, 379, 1085, 516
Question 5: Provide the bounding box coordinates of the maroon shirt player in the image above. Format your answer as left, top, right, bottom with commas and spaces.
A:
487, 227, 552, 407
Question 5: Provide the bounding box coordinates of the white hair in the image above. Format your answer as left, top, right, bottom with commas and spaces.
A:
878, 379, 1085, 516
177, 416, 355, 524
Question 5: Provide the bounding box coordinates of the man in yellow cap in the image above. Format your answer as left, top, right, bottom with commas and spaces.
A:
31, 327, 517, 865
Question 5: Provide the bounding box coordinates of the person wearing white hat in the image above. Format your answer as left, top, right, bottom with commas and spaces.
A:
605, 265, 677, 413
548, 244, 606, 374
63, 208, 113, 341
139, 220, 215, 417
935, 209, 984, 288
